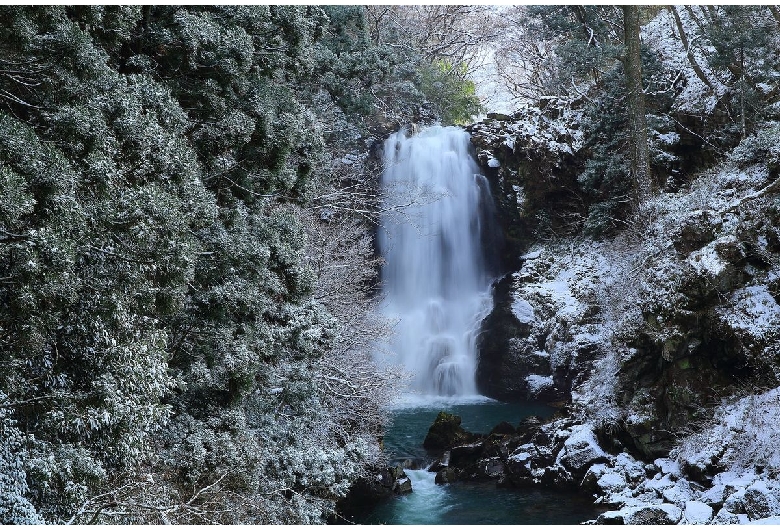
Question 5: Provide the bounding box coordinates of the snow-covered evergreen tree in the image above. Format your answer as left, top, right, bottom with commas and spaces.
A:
0, 5, 439, 523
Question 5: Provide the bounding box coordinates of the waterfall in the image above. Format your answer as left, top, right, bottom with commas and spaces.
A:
379, 126, 497, 398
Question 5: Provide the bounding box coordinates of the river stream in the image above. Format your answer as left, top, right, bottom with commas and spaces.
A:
355, 400, 602, 525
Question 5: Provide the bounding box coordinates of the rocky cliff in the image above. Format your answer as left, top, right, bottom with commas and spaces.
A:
463, 103, 780, 523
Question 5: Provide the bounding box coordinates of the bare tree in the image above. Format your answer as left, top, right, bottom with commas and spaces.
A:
669, 6, 715, 92
491, 6, 561, 103
364, 5, 502, 78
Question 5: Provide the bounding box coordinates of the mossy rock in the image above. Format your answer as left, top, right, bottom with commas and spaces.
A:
490, 421, 516, 436
423, 411, 472, 450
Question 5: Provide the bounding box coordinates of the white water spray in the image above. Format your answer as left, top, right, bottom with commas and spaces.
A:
379, 126, 496, 398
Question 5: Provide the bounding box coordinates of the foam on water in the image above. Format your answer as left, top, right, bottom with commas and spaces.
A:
388, 393, 497, 411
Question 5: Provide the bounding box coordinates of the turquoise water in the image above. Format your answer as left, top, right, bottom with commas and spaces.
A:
383, 399, 554, 464
355, 399, 602, 525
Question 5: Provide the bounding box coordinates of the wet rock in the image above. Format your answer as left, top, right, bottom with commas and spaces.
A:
338, 463, 409, 516
481, 457, 506, 479
536, 464, 573, 490
428, 451, 451, 473
506, 447, 535, 480
423, 412, 475, 451
490, 421, 516, 436
518, 415, 543, 431
450, 442, 484, 465
530, 426, 553, 448
380, 465, 407, 489
476, 275, 538, 400
393, 477, 413, 495
435, 468, 457, 485
512, 416, 544, 446
397, 458, 426, 470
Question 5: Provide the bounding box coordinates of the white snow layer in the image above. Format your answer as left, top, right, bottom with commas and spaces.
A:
720, 285, 780, 339
511, 298, 535, 324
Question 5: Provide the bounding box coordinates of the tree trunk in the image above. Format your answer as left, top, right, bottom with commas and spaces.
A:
622, 5, 652, 205
739, 47, 746, 139
670, 6, 714, 91
684, 5, 708, 33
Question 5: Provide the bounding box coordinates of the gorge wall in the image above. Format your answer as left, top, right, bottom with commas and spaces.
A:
396, 100, 780, 524
468, 100, 780, 461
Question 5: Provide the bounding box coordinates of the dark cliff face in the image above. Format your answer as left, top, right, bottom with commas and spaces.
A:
476, 274, 534, 400
468, 105, 586, 404
466, 108, 584, 273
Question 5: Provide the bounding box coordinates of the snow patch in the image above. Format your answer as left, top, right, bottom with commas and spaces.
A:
525, 374, 553, 395
719, 285, 780, 339
687, 242, 726, 276
683, 500, 713, 525
597, 472, 627, 492
511, 298, 535, 324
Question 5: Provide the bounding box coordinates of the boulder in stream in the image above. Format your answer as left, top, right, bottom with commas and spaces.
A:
423, 411, 478, 450
393, 477, 413, 495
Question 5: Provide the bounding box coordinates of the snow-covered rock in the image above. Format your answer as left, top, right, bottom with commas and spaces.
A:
511, 298, 535, 325
525, 374, 553, 396
748, 516, 780, 525
683, 500, 713, 525
597, 471, 628, 493
662, 480, 695, 507
555, 425, 608, 476
712, 508, 742, 525
598, 504, 683, 525
723, 489, 747, 514
699, 484, 728, 506
744, 481, 780, 521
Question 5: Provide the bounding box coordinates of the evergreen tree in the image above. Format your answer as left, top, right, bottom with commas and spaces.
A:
0, 6, 432, 523
703, 6, 778, 138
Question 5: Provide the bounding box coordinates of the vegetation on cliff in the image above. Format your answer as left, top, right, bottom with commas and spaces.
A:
463, 6, 780, 524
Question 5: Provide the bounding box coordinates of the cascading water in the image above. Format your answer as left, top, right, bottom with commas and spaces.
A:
379, 126, 497, 397
365, 141, 603, 523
